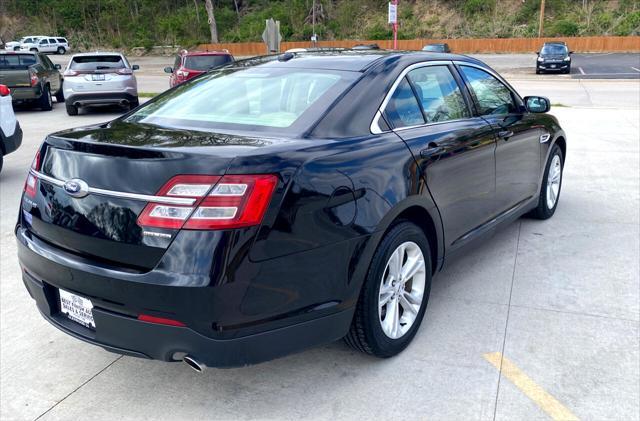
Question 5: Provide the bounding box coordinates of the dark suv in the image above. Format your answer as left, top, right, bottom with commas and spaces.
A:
536, 42, 573, 74
17, 51, 565, 371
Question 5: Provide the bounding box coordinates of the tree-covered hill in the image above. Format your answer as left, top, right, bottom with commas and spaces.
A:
1, 0, 639, 50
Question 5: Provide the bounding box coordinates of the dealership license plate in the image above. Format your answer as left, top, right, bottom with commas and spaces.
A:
91, 74, 105, 81
550, 64, 557, 68
59, 289, 96, 329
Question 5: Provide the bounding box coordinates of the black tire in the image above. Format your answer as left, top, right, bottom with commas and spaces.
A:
55, 85, 65, 103
13, 46, 19, 51
564, 66, 571, 74
128, 97, 140, 110
57, 47, 65, 54
66, 103, 78, 116
536, 68, 541, 74
528, 143, 564, 220
38, 85, 53, 111
30, 48, 38, 52
345, 221, 432, 358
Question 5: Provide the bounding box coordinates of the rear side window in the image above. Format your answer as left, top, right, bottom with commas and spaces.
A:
459, 66, 517, 116
39, 39, 48, 45
56, 38, 67, 43
407, 66, 469, 123
184, 55, 233, 71
0, 54, 37, 69
384, 77, 425, 128
70, 55, 125, 71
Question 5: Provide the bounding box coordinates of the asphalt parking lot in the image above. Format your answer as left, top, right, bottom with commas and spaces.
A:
1, 65, 639, 420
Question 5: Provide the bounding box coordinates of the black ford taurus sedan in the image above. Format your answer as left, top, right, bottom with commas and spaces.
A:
17, 51, 565, 370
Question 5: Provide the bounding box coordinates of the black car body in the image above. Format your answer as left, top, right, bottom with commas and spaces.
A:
536, 42, 573, 74
16, 51, 566, 369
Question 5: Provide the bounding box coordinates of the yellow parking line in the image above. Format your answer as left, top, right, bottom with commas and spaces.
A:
484, 352, 578, 421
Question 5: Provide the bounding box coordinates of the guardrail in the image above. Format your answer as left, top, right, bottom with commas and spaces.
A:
198, 36, 640, 55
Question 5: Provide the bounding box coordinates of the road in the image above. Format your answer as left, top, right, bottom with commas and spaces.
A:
1, 68, 639, 420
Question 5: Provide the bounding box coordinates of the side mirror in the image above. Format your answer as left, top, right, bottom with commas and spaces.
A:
54, 64, 61, 70
132, 64, 140, 71
163, 66, 173, 73
524, 96, 550, 113
536, 51, 540, 55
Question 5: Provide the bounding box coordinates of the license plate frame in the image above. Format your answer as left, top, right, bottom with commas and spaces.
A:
59, 289, 96, 329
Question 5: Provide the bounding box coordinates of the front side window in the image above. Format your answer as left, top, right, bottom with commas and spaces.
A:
407, 66, 469, 123
126, 68, 356, 132
384, 77, 425, 128
459, 66, 517, 116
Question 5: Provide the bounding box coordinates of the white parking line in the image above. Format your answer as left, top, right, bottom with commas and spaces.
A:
632, 67, 640, 73
578, 67, 585, 75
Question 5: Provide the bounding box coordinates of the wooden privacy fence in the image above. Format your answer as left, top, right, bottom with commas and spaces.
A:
199, 36, 640, 56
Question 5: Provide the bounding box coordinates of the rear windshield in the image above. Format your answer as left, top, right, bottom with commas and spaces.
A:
185, 55, 233, 70
541, 44, 568, 55
70, 55, 125, 71
126, 67, 358, 134
423, 45, 445, 52
0, 54, 37, 69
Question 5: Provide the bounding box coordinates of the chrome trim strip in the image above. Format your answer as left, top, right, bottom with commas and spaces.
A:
31, 170, 197, 206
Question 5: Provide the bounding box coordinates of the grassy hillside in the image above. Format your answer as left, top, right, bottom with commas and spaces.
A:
1, 0, 639, 50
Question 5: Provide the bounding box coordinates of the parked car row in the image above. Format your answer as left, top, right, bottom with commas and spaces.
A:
4, 35, 70, 54
0, 51, 140, 115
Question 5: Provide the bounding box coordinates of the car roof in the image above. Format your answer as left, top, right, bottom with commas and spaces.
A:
229, 50, 483, 72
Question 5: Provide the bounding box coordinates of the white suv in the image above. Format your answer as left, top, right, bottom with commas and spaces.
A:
0, 84, 23, 173
21, 37, 70, 54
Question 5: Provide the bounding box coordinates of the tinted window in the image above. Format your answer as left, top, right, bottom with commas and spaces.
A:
173, 55, 181, 69
39, 39, 48, 44
49, 38, 57, 43
185, 55, 233, 71
56, 38, 66, 43
126, 68, 356, 132
384, 77, 425, 128
407, 66, 469, 123
70, 55, 125, 70
460, 66, 517, 116
42, 55, 54, 69
0, 54, 36, 69
423, 45, 444, 52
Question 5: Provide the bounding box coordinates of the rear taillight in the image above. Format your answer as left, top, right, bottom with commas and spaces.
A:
138, 314, 186, 327
24, 151, 41, 198
29, 69, 38, 87
137, 174, 278, 230
0, 84, 10, 96
117, 68, 133, 75
63, 69, 79, 76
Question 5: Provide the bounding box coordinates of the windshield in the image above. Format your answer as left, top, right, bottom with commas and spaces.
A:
541, 44, 568, 55
126, 67, 357, 133
70, 55, 126, 71
185, 55, 233, 71
0, 54, 36, 69
423, 45, 445, 52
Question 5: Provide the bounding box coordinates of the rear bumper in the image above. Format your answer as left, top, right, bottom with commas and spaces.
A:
16, 226, 356, 368
1, 121, 22, 155
66, 92, 138, 107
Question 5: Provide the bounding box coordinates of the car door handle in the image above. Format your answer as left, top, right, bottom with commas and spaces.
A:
420, 142, 443, 158
497, 130, 514, 139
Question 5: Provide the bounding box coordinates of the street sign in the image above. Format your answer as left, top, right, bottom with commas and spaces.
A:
388, 3, 397, 24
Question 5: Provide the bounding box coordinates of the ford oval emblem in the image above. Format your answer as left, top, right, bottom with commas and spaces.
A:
63, 179, 89, 198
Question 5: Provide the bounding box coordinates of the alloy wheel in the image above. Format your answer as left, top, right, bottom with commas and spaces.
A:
546, 154, 562, 209
378, 241, 426, 339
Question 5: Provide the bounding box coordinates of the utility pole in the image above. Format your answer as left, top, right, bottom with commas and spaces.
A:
538, 0, 545, 38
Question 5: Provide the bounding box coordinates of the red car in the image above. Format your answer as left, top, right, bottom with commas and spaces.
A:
164, 50, 234, 87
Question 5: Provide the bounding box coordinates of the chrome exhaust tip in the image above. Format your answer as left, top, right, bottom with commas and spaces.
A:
183, 355, 205, 373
